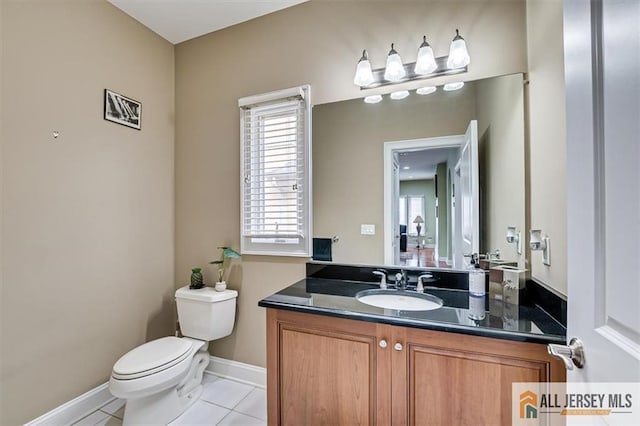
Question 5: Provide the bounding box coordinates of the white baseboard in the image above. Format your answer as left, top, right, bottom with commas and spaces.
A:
25, 356, 265, 425
25, 383, 115, 426
206, 356, 266, 389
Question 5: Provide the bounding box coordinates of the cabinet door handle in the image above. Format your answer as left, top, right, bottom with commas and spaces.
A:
379, 339, 388, 348
394, 343, 403, 351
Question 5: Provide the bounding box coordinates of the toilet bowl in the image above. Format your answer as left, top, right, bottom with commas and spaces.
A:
109, 286, 237, 425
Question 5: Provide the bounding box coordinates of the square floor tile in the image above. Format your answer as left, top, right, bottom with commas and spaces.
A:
217, 411, 266, 426
169, 400, 229, 425
200, 379, 254, 409
233, 388, 266, 421
73, 410, 111, 426
100, 398, 125, 419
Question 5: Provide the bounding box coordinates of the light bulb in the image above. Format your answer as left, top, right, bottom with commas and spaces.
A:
390, 90, 410, 100
416, 86, 437, 95
353, 50, 374, 87
446, 29, 470, 69
364, 94, 383, 104
414, 36, 437, 75
383, 43, 406, 82
443, 82, 464, 91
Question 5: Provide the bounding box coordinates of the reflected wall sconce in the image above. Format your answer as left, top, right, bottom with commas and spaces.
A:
353, 29, 471, 90
506, 226, 522, 255
529, 229, 551, 266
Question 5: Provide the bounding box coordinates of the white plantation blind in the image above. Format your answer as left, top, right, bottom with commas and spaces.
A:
239, 85, 312, 256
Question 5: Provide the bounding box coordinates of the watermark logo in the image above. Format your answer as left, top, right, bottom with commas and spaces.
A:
513, 383, 639, 425
520, 390, 538, 419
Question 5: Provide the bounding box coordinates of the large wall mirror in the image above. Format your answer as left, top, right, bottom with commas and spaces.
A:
312, 73, 526, 269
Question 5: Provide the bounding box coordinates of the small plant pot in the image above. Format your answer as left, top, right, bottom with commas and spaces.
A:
214, 281, 227, 292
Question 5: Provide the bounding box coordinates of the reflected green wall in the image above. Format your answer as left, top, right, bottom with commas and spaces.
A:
437, 163, 450, 259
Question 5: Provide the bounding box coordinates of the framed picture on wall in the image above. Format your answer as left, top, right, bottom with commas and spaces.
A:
103, 89, 141, 130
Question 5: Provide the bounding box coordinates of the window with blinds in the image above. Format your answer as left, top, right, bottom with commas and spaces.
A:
399, 195, 425, 235
239, 85, 312, 256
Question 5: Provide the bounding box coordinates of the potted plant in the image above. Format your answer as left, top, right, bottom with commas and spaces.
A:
209, 246, 241, 291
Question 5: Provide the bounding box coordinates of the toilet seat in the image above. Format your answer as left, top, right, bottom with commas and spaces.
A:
112, 337, 194, 380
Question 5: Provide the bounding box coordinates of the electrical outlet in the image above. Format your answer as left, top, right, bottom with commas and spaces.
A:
361, 224, 376, 235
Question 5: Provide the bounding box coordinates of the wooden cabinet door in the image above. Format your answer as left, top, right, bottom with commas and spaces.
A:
267, 309, 391, 426
398, 327, 566, 426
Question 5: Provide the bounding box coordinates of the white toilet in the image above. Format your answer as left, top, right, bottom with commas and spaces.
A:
109, 286, 237, 425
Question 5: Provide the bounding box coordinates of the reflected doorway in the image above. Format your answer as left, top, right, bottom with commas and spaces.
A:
383, 121, 479, 268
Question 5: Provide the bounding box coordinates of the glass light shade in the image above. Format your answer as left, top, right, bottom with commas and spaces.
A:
390, 90, 409, 100
353, 50, 374, 87
447, 30, 470, 69
364, 94, 383, 104
414, 36, 437, 75
443, 82, 464, 91
416, 86, 437, 95
383, 44, 406, 82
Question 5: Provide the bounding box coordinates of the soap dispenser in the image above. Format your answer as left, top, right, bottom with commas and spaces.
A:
468, 258, 486, 297
468, 257, 487, 321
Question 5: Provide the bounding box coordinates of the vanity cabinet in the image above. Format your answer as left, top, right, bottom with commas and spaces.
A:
266, 309, 565, 426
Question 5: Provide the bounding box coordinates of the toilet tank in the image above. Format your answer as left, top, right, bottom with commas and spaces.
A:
175, 286, 238, 341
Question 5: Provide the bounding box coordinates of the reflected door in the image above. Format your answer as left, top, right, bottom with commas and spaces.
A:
459, 120, 479, 267
392, 155, 400, 264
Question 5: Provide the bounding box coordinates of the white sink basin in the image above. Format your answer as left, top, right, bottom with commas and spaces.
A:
355, 289, 443, 311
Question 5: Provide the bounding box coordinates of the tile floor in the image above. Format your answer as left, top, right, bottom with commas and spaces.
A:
73, 374, 266, 426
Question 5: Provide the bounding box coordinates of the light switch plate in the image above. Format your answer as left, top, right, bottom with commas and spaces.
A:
361, 224, 376, 235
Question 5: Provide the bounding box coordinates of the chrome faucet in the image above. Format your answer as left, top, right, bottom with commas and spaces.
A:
395, 269, 408, 290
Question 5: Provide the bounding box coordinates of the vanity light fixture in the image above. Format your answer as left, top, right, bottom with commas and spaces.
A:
416, 86, 437, 95
443, 81, 464, 91
529, 229, 551, 266
353, 50, 375, 87
446, 29, 471, 69
353, 30, 470, 90
390, 90, 410, 100
364, 94, 383, 104
402, 166, 410, 170
506, 226, 522, 255
384, 44, 406, 82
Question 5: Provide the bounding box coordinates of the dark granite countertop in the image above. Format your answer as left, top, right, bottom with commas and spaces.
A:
258, 277, 566, 344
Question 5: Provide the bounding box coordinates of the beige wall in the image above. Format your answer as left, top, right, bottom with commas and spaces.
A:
312, 90, 476, 265
0, 1, 175, 424
175, 0, 528, 368
476, 73, 526, 265
526, 0, 567, 295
